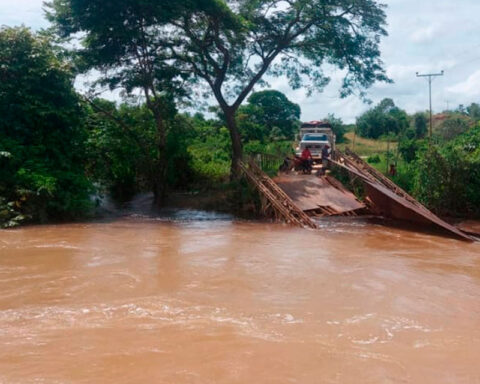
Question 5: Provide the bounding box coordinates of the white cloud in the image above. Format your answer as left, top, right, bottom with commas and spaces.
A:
409, 25, 437, 43
447, 70, 480, 98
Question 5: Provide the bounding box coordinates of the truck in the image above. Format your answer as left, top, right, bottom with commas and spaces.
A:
295, 120, 336, 162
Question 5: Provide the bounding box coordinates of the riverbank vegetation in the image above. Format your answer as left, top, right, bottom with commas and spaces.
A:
1, 0, 480, 227
0, 27, 92, 227
344, 98, 480, 218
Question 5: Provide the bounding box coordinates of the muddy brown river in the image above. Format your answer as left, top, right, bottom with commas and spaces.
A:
0, 211, 479, 383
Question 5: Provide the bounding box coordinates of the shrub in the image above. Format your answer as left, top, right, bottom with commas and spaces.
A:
367, 154, 381, 163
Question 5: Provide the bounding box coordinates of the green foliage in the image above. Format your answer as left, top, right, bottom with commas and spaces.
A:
466, 103, 480, 121
0, 27, 92, 227
398, 138, 427, 163
85, 100, 200, 199
244, 141, 293, 157
172, 0, 389, 100
413, 112, 428, 138
390, 162, 415, 193
185, 111, 295, 184
356, 98, 409, 139
46, 0, 212, 202
244, 140, 293, 175
367, 154, 381, 164
8, 3, 480, 223
237, 90, 301, 142
325, 114, 346, 143
436, 116, 470, 141
404, 128, 416, 140
46, 0, 192, 94
84, 100, 157, 200
187, 120, 232, 184
413, 126, 480, 217
329, 166, 365, 200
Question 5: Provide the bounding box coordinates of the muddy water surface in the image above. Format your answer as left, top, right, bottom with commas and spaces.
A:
0, 212, 479, 383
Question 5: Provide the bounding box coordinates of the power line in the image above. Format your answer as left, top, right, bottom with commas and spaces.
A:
416, 70, 444, 142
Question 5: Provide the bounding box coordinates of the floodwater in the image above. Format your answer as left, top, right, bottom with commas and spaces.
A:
0, 211, 479, 383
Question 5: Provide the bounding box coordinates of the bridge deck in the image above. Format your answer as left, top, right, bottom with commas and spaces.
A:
273, 174, 365, 215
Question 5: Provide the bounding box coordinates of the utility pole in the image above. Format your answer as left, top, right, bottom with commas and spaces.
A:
352, 126, 356, 152
416, 70, 444, 142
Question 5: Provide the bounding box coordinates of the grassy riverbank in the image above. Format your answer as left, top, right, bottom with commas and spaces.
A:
337, 131, 398, 158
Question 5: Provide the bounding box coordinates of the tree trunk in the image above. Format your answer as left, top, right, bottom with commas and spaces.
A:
152, 112, 168, 206
224, 109, 243, 180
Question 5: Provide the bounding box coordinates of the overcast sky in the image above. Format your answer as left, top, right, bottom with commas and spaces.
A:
2, 0, 480, 122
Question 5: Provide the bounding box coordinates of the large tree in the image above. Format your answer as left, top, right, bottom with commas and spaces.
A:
169, 0, 390, 176
46, 0, 231, 204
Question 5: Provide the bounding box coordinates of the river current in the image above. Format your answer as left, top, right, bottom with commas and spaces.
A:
0, 211, 479, 383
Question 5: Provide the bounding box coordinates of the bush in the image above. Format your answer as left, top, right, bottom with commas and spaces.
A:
0, 27, 92, 226
413, 112, 428, 138
436, 116, 470, 141
367, 154, 381, 163
398, 138, 427, 163
413, 126, 480, 217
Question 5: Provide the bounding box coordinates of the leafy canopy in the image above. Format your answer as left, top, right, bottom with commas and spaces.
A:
356, 98, 408, 139
324, 113, 346, 143
237, 90, 301, 141
46, 0, 236, 201
0, 26, 92, 225
170, 0, 390, 111
46, 0, 238, 97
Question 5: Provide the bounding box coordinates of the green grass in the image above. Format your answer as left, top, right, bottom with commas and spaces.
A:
365, 153, 415, 193
337, 132, 398, 157
337, 132, 410, 188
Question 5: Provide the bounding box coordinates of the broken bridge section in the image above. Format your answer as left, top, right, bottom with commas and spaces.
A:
240, 151, 474, 241
331, 149, 474, 242
238, 159, 318, 229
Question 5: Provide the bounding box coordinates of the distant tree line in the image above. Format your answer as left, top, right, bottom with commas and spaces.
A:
356, 97, 479, 142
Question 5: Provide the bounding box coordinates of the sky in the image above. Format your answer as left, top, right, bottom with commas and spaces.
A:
2, 0, 480, 123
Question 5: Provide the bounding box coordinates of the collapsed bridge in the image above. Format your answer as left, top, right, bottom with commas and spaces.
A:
239, 150, 474, 242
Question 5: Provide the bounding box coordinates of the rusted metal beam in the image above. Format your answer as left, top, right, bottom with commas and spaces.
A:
239, 159, 318, 229
331, 150, 474, 242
